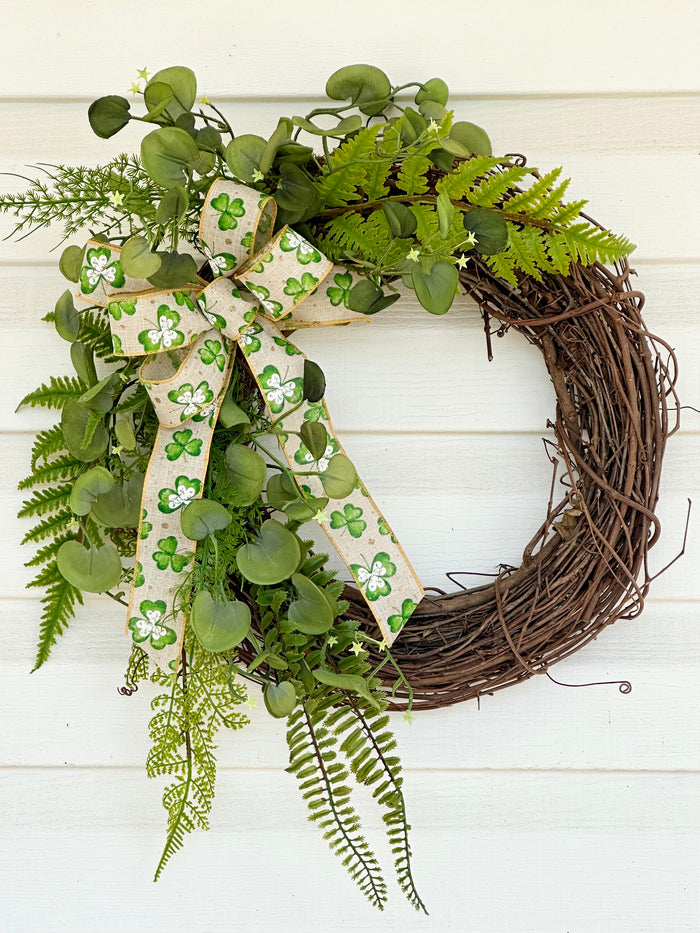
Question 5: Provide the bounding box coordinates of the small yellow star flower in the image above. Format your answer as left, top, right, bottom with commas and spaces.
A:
106, 191, 124, 208
428, 119, 440, 135
407, 247, 420, 262
112, 445, 123, 456
314, 509, 329, 524
67, 520, 80, 534
137, 67, 150, 82
327, 635, 338, 648
350, 641, 365, 656
378, 638, 388, 652
456, 254, 469, 269
245, 696, 258, 709
251, 169, 265, 182
199, 94, 212, 106
403, 710, 414, 724
464, 231, 477, 248
128, 82, 142, 96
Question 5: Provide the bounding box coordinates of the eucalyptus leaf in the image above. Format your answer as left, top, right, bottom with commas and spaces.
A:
259, 118, 294, 175
415, 77, 449, 106
54, 290, 80, 342
449, 121, 492, 157
236, 519, 301, 585
428, 148, 454, 173
411, 260, 458, 315
180, 498, 232, 540
347, 279, 400, 315
91, 471, 145, 527
291, 114, 362, 138
217, 396, 251, 430
266, 472, 298, 511
141, 126, 200, 188
283, 496, 329, 523
224, 442, 267, 507
78, 373, 120, 414
143, 81, 174, 120
88, 95, 131, 139
274, 163, 321, 225
70, 466, 114, 516
196, 126, 222, 151
192, 150, 216, 176
57, 539, 122, 593
381, 201, 417, 238
417, 100, 447, 121
319, 453, 357, 499
190, 590, 251, 652
114, 416, 136, 450
120, 236, 162, 279
155, 187, 189, 225
463, 207, 508, 255
312, 667, 380, 709
325, 64, 392, 116
400, 107, 427, 145
59, 245, 84, 283
70, 342, 97, 387
147, 66, 197, 119
287, 573, 333, 634
147, 251, 197, 289
300, 421, 328, 460
302, 359, 326, 402
274, 142, 314, 166
263, 680, 297, 718
224, 134, 266, 183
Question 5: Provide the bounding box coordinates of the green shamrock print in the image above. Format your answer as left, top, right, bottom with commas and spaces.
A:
210, 193, 246, 230
133, 561, 145, 588
157, 476, 201, 513
201, 240, 237, 276
241, 231, 253, 251
140, 509, 152, 540
111, 334, 123, 355
304, 401, 328, 423
79, 246, 125, 294
259, 364, 303, 414
167, 381, 214, 420
280, 228, 322, 265
138, 306, 185, 352
387, 598, 418, 634
198, 295, 227, 331
108, 298, 136, 320
377, 516, 397, 542
198, 339, 227, 371
152, 536, 190, 572
247, 283, 283, 318
247, 251, 274, 275
164, 428, 203, 461
128, 599, 177, 650
239, 322, 262, 355
294, 437, 339, 472
173, 291, 196, 311
330, 503, 367, 539
351, 552, 396, 601
326, 271, 353, 308
283, 272, 319, 303
192, 399, 218, 424
273, 335, 301, 356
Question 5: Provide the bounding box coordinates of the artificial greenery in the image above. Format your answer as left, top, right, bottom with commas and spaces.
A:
7, 62, 636, 911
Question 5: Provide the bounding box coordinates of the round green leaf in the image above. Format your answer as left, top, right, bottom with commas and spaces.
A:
415, 78, 449, 106
146, 251, 197, 289
87, 95, 131, 139
274, 142, 314, 166
193, 149, 216, 176
217, 397, 251, 430
196, 126, 222, 151
429, 148, 455, 173
449, 121, 492, 157
224, 443, 267, 507
141, 126, 200, 188
114, 416, 136, 451
325, 64, 392, 116
400, 107, 427, 145
54, 290, 80, 342
302, 359, 326, 402
175, 113, 197, 136
70, 341, 97, 386
91, 471, 145, 527
59, 245, 85, 283
190, 590, 251, 653
181, 498, 232, 540
224, 134, 266, 183
259, 117, 294, 175
143, 81, 174, 120
263, 681, 297, 718
155, 187, 189, 225
61, 399, 108, 462
319, 453, 357, 499
287, 573, 334, 634
236, 519, 301, 585
147, 66, 197, 119
266, 472, 298, 511
70, 466, 114, 516
411, 260, 459, 315
283, 496, 328, 523
380, 201, 417, 238
463, 207, 508, 255
440, 136, 472, 158
347, 279, 400, 315
300, 421, 328, 461
78, 373, 120, 414
57, 539, 122, 593
120, 236, 162, 279
418, 100, 447, 121
274, 163, 322, 224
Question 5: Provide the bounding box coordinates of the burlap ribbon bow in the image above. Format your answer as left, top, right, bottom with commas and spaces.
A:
75, 179, 423, 669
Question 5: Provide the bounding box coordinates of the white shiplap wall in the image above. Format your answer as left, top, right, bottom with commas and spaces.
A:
1, 3, 699, 931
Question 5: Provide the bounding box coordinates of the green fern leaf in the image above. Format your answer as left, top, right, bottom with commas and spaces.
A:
362, 161, 391, 201
435, 156, 501, 199
18, 483, 72, 519
17, 375, 87, 411
30, 425, 66, 467
547, 197, 587, 226
505, 168, 563, 212
546, 232, 573, 274
18, 454, 82, 490
484, 249, 519, 287
397, 156, 431, 196
24, 534, 73, 568
316, 125, 383, 207
21, 508, 75, 544
468, 165, 530, 207
79, 310, 114, 358
33, 567, 83, 670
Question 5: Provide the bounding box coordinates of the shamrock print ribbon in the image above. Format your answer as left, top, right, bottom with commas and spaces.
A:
75, 179, 424, 670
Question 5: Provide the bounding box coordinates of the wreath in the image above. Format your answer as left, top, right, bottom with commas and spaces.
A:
4, 63, 676, 913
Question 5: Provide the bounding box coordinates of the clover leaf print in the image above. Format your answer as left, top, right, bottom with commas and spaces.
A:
280, 228, 322, 265
241, 230, 253, 251
273, 335, 301, 356
111, 334, 123, 355
152, 536, 190, 572
294, 438, 339, 473
79, 246, 125, 294
330, 503, 367, 539
108, 298, 136, 320
326, 271, 353, 308
128, 599, 177, 650
259, 364, 303, 413
198, 293, 227, 331
140, 509, 152, 540
377, 516, 397, 543
210, 192, 246, 230
387, 599, 418, 634
239, 322, 262, 355
351, 552, 396, 601
157, 476, 201, 513
164, 428, 203, 461
192, 400, 218, 424
173, 291, 196, 311
198, 339, 227, 371
303, 401, 328, 423
201, 240, 237, 276
247, 283, 283, 318
283, 272, 319, 303
247, 250, 274, 275
133, 561, 145, 588
138, 306, 185, 352
167, 381, 214, 420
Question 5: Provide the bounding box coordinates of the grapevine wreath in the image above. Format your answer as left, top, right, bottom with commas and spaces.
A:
5, 64, 679, 911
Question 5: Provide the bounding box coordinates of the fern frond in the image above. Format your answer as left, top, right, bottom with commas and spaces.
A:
18, 454, 83, 489
558, 221, 635, 266
33, 566, 83, 670
467, 165, 530, 207
484, 249, 519, 287
30, 425, 66, 467
397, 156, 431, 196
24, 533, 73, 568
17, 375, 86, 411
549, 199, 587, 226
435, 156, 502, 199
18, 483, 72, 519
21, 508, 74, 544
78, 310, 114, 358
362, 161, 392, 201
316, 125, 383, 207
320, 212, 393, 265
